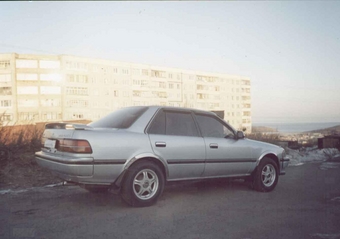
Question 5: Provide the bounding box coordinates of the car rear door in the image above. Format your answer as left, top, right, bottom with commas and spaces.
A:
194, 113, 255, 177
147, 109, 206, 180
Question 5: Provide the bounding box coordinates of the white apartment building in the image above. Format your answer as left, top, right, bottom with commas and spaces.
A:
0, 53, 252, 132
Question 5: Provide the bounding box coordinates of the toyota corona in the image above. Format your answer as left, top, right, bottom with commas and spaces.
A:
35, 106, 290, 207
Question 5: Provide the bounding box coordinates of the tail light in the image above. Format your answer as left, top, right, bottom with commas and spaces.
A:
57, 139, 92, 154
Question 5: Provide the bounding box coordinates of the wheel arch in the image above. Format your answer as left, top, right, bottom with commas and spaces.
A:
257, 153, 280, 169
114, 153, 168, 187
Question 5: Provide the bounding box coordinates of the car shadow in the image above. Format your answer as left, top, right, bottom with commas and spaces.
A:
53, 178, 252, 209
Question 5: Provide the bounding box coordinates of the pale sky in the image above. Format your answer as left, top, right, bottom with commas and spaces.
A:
1, 1, 340, 124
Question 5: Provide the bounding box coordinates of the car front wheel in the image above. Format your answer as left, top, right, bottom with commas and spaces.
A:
121, 161, 164, 207
253, 157, 278, 192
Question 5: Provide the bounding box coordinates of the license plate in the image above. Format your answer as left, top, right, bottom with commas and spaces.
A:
44, 139, 56, 149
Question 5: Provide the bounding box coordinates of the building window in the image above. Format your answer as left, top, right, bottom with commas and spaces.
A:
122, 69, 129, 75
242, 88, 251, 94
151, 70, 166, 78
41, 74, 62, 82
0, 61, 10, 69
0, 87, 11, 95
17, 86, 38, 95
16, 60, 38, 68
66, 74, 88, 83
40, 86, 61, 94
0, 74, 11, 82
0, 114, 12, 121
133, 79, 141, 85
19, 112, 38, 121
17, 73, 38, 81
133, 91, 141, 97
159, 82, 166, 88
18, 99, 38, 107
142, 69, 149, 76
41, 112, 61, 120
72, 113, 84, 119
243, 111, 251, 116
66, 61, 88, 71
152, 91, 167, 98
0, 100, 11, 107
241, 80, 251, 86
169, 83, 174, 89
132, 68, 140, 75
67, 100, 88, 108
39, 60, 60, 69
66, 87, 88, 95
41, 99, 60, 107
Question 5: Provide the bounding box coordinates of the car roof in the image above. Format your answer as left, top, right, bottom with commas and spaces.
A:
147, 105, 217, 116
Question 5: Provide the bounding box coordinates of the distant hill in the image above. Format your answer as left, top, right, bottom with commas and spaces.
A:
252, 126, 278, 133
305, 124, 340, 135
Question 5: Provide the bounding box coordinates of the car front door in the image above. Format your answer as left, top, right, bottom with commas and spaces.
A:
147, 109, 206, 180
194, 113, 255, 177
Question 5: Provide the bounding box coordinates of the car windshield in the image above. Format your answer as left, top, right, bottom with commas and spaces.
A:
89, 106, 148, 129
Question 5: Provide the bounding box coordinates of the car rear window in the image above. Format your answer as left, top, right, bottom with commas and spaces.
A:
89, 106, 148, 128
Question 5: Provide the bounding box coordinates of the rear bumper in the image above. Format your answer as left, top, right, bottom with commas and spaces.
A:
35, 151, 125, 185
35, 151, 94, 177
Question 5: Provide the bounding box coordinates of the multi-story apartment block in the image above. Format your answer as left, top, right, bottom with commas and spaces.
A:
0, 53, 252, 132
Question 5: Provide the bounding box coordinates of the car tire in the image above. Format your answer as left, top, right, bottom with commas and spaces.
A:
84, 185, 109, 193
121, 161, 164, 207
253, 157, 278, 192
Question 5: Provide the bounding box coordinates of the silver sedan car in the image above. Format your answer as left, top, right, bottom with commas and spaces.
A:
35, 106, 289, 207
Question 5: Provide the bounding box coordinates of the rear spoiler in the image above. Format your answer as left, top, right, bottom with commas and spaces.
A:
45, 123, 92, 130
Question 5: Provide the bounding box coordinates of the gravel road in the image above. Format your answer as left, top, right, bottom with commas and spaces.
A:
1, 162, 340, 239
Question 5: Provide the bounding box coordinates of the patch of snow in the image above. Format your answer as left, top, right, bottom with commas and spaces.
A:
330, 197, 340, 202
0, 188, 29, 195
286, 148, 340, 167
319, 162, 340, 170
43, 182, 65, 188
0, 182, 66, 195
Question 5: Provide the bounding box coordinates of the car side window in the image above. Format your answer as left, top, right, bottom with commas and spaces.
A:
195, 114, 235, 138
165, 111, 199, 137
148, 110, 199, 137
148, 110, 166, 135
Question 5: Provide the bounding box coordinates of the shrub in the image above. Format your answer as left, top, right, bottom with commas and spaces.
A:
0, 122, 45, 163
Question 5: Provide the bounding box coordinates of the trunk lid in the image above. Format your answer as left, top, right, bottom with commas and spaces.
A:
42, 123, 91, 154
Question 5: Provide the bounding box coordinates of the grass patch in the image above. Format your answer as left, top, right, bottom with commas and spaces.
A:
0, 122, 61, 189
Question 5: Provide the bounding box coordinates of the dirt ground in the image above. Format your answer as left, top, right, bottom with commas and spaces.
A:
0, 152, 61, 190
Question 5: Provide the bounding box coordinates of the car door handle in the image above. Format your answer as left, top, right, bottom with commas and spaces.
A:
209, 143, 218, 149
155, 142, 166, 147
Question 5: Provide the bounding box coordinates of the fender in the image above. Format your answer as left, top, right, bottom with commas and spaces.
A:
256, 151, 280, 167
113, 152, 169, 187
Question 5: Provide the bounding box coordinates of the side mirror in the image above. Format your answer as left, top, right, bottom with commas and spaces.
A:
236, 131, 245, 139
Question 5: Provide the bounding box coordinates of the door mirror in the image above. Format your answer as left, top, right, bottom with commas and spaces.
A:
236, 131, 245, 139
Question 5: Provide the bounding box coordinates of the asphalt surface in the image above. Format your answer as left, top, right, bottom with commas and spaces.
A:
1, 162, 340, 239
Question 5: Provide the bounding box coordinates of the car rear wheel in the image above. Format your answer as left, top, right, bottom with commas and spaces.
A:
253, 157, 278, 192
121, 161, 164, 207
